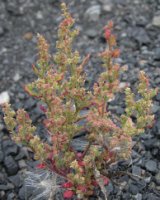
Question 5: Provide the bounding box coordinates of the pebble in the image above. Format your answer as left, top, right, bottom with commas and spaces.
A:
8, 173, 23, 188
134, 193, 142, 200
4, 156, 19, 176
132, 165, 142, 176
13, 72, 21, 82
84, 5, 101, 21
0, 26, 5, 36
18, 160, 27, 169
0, 91, 10, 104
154, 48, 160, 61
0, 183, 14, 190
133, 28, 150, 45
152, 15, 160, 27
86, 28, 98, 38
145, 160, 157, 173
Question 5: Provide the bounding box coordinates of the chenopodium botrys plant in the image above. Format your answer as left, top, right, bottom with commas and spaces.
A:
2, 3, 158, 200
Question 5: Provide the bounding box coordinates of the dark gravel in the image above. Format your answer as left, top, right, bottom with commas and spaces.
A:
0, 0, 160, 199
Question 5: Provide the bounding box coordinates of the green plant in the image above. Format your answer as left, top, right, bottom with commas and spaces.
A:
2, 3, 157, 199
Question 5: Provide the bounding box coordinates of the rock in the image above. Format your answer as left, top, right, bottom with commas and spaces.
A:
0, 91, 10, 104
71, 138, 88, 151
134, 193, 142, 200
36, 11, 43, 19
24, 98, 36, 110
18, 160, 27, 169
8, 173, 23, 188
155, 77, 160, 84
0, 172, 7, 184
132, 166, 142, 176
0, 191, 5, 199
3, 140, 18, 156
4, 156, 19, 176
156, 92, 160, 101
152, 15, 160, 27
18, 185, 26, 200
145, 160, 157, 173
0, 26, 5, 36
143, 138, 157, 150
15, 147, 29, 161
6, 0, 25, 16
0, 150, 4, 163
154, 119, 160, 137
13, 72, 21, 82
129, 183, 139, 195
86, 28, 98, 38
99, 0, 112, 12
85, 5, 101, 22
144, 193, 159, 200
154, 48, 160, 61
7, 192, 15, 200
132, 28, 150, 45
105, 182, 114, 195
155, 172, 160, 185
152, 104, 159, 114
0, 183, 14, 190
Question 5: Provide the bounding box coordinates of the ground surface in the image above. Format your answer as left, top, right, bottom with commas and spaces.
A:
0, 0, 160, 199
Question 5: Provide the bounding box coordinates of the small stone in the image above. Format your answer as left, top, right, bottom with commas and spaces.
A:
145, 193, 159, 200
18, 160, 27, 169
119, 82, 128, 89
0, 151, 4, 163
85, 5, 101, 22
18, 185, 26, 200
24, 98, 36, 110
152, 15, 160, 27
0, 172, 7, 184
7, 192, 15, 200
15, 147, 29, 160
105, 182, 114, 195
155, 77, 160, 84
154, 48, 160, 61
0, 183, 14, 190
132, 166, 142, 176
152, 104, 160, 114
0, 91, 10, 104
156, 92, 160, 101
13, 72, 21, 82
3, 140, 18, 156
145, 160, 157, 173
71, 138, 88, 152
8, 174, 23, 187
103, 4, 112, 12
23, 32, 33, 40
129, 183, 139, 195
86, 28, 98, 38
155, 172, 160, 185
4, 156, 19, 176
132, 28, 150, 45
134, 193, 142, 200
0, 26, 4, 36
36, 11, 43, 19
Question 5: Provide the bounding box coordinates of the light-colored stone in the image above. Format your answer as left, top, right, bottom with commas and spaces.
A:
85, 5, 101, 22
0, 91, 10, 104
152, 15, 160, 27
13, 72, 21, 82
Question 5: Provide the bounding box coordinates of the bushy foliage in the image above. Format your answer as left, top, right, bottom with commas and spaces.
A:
2, 3, 157, 199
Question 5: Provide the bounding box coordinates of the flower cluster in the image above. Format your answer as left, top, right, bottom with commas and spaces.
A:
2, 3, 157, 199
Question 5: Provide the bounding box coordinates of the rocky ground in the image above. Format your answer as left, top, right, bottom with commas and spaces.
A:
0, 0, 160, 199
